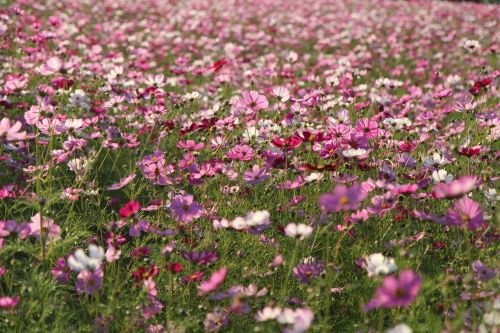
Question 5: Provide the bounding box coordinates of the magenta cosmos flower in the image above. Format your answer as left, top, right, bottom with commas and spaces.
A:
75, 269, 104, 295
364, 270, 421, 311
0, 296, 19, 308
169, 194, 203, 223
319, 184, 367, 212
432, 175, 477, 199
241, 90, 268, 111
226, 144, 254, 161
445, 197, 485, 231
0, 117, 27, 142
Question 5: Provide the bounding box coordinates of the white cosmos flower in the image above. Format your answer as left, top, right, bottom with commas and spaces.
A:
387, 323, 412, 333
272, 86, 290, 103
423, 152, 447, 168
365, 253, 397, 277
342, 148, 367, 158
255, 306, 282, 321
304, 172, 323, 183
431, 169, 454, 183
284, 223, 313, 240
67, 244, 105, 272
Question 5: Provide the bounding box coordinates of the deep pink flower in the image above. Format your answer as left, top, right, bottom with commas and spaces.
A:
319, 184, 367, 212
198, 266, 228, 296
119, 200, 140, 218
169, 194, 203, 223
0, 296, 19, 308
364, 270, 421, 311
355, 118, 378, 138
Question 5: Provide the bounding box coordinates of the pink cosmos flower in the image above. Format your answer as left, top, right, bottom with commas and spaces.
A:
0, 117, 27, 142
38, 56, 77, 75
241, 91, 268, 111
226, 144, 254, 161
355, 118, 378, 138
176, 139, 205, 151
198, 266, 228, 296
390, 183, 419, 195
243, 165, 270, 184
445, 197, 485, 231
29, 213, 61, 243
0, 296, 19, 308
319, 184, 367, 212
169, 194, 203, 223
432, 175, 477, 199
108, 173, 136, 191
75, 269, 104, 295
364, 270, 421, 311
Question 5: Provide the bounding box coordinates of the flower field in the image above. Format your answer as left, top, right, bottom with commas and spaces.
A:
0, 0, 498, 332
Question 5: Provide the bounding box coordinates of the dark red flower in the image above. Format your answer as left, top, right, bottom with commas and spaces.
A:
166, 262, 183, 273
131, 265, 160, 283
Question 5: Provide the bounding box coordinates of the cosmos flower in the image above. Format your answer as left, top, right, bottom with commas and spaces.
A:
51, 258, 71, 283
364, 270, 421, 311
68, 244, 105, 272
240, 90, 268, 111
0, 296, 19, 308
293, 260, 325, 284
0, 117, 27, 142
432, 175, 477, 199
75, 269, 104, 295
445, 197, 485, 231
365, 253, 398, 277
386, 323, 412, 333
28, 213, 61, 243
319, 184, 367, 212
431, 170, 454, 184
284, 223, 313, 240
243, 165, 270, 185
108, 173, 136, 190
169, 194, 203, 223
119, 200, 141, 218
226, 144, 254, 161
198, 267, 228, 296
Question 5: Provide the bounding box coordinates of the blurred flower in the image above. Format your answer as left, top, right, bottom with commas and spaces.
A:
319, 184, 367, 212
75, 268, 103, 294
387, 323, 412, 333
198, 267, 228, 296
29, 213, 61, 243
365, 253, 398, 277
445, 197, 484, 230
284, 223, 313, 240
0, 117, 27, 142
68, 244, 105, 272
432, 175, 477, 199
364, 270, 421, 311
